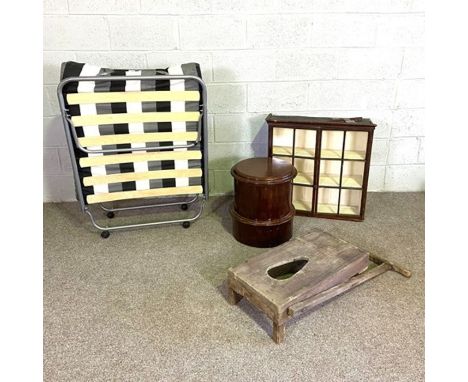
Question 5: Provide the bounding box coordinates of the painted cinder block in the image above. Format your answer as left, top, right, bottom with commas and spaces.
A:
368, 165, 386, 192
391, 109, 425, 137
208, 142, 266, 170
411, 0, 425, 12
43, 0, 68, 16
207, 84, 247, 113
336, 48, 403, 79
395, 79, 425, 108
44, 16, 111, 50
214, 114, 267, 143
247, 15, 314, 48
43, 116, 67, 147
376, 14, 425, 47
43, 148, 62, 175
179, 16, 246, 50
43, 175, 76, 202
108, 16, 178, 50
141, 0, 211, 14
75, 52, 148, 70
208, 169, 215, 195
362, 110, 393, 139
417, 137, 425, 164
309, 14, 377, 47
212, 50, 276, 82
207, 115, 215, 143
310, 0, 417, 12
58, 148, 73, 174
147, 51, 213, 81
213, 170, 234, 195
308, 80, 397, 110
248, 82, 308, 112
274, 49, 339, 80
387, 137, 420, 165
43, 86, 60, 118
43, 51, 77, 85
370, 139, 389, 165
68, 0, 140, 14
211, 0, 280, 14
42, 2, 426, 199
385, 165, 425, 191
401, 48, 424, 79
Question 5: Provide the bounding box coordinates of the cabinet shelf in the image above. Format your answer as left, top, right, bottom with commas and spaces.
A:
320, 149, 366, 160
338, 205, 360, 215
319, 174, 363, 188
294, 173, 363, 188
295, 172, 314, 185
272, 146, 294, 156
344, 150, 366, 160
317, 203, 360, 215
293, 199, 312, 212
267, 114, 375, 221
273, 146, 366, 161
317, 203, 338, 214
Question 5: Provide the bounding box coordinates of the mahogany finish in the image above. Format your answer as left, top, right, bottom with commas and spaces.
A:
266, 113, 376, 221
230, 157, 297, 248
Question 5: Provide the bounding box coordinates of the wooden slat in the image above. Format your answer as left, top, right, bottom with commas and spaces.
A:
78, 131, 198, 147
71, 111, 200, 127
79, 150, 202, 167
67, 90, 200, 105
287, 264, 390, 317
83, 168, 202, 186
87, 185, 203, 204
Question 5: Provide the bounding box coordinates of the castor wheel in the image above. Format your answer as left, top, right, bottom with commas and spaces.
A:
182, 221, 190, 229
100, 230, 110, 239
106, 211, 115, 219
180, 203, 188, 211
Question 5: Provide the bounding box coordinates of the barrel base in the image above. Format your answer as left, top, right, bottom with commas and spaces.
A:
231, 208, 293, 248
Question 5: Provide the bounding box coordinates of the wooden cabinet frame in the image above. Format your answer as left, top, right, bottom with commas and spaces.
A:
266, 114, 376, 221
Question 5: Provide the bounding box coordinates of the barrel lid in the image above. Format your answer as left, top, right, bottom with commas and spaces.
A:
231, 157, 297, 183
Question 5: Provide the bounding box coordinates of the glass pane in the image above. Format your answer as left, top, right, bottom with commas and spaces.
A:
339, 189, 362, 215
272, 127, 294, 156
321, 130, 344, 159
344, 131, 368, 160
317, 187, 339, 214
294, 158, 314, 185
294, 129, 316, 158
292, 185, 313, 212
319, 160, 341, 187
342, 161, 365, 188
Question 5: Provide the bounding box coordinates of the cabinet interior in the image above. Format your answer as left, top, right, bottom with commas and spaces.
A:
269, 120, 372, 219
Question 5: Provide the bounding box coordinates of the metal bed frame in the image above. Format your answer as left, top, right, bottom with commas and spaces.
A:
57, 74, 209, 238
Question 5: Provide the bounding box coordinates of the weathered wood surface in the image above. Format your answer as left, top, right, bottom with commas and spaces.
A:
227, 229, 369, 315
272, 322, 285, 344
369, 253, 412, 278
227, 228, 411, 344
287, 263, 391, 317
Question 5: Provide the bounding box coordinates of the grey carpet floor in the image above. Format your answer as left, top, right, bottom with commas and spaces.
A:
43, 193, 424, 382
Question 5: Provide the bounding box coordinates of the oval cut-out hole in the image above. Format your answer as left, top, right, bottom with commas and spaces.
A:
267, 259, 308, 280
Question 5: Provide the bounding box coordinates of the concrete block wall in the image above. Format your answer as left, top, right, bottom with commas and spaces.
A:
43, 0, 425, 201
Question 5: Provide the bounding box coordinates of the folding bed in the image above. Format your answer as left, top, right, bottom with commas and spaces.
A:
57, 62, 208, 237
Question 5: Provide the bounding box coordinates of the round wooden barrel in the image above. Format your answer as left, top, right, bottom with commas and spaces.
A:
230, 157, 297, 248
